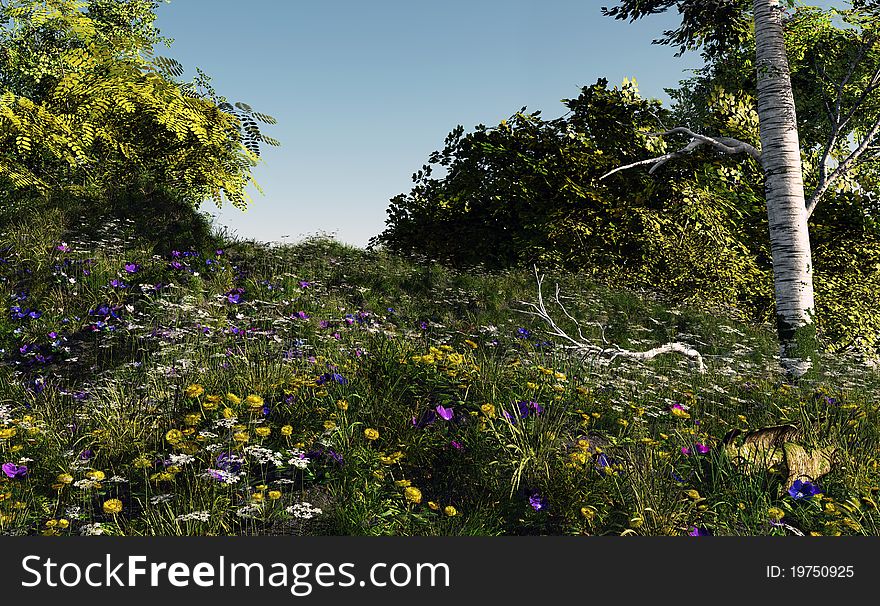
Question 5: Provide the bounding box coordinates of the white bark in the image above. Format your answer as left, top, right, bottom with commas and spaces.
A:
517, 268, 707, 373
754, 0, 816, 379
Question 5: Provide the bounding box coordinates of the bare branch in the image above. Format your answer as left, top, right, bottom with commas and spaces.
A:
598, 127, 761, 181
516, 267, 707, 373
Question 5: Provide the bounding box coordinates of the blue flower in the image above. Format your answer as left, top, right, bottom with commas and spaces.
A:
528, 490, 548, 511
515, 327, 531, 339
788, 479, 822, 500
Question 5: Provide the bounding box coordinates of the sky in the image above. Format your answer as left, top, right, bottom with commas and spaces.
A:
152, 0, 838, 248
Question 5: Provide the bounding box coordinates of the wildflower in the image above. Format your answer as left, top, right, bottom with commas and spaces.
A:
323, 420, 337, 431
56, 473, 73, 484
515, 328, 531, 339
670, 404, 690, 419
450, 440, 463, 450
404, 486, 423, 504
245, 394, 264, 410
233, 431, 249, 443
364, 428, 380, 441
528, 491, 548, 511
123, 263, 141, 273
464, 339, 478, 349
768, 507, 785, 523
268, 490, 282, 500
227, 393, 242, 405
788, 479, 822, 500
688, 526, 711, 536
185, 384, 205, 399
428, 501, 440, 510
165, 429, 183, 445
286, 502, 322, 519
281, 425, 293, 436
412, 409, 437, 428
316, 372, 348, 386
444, 505, 457, 517
86, 470, 106, 481
336, 399, 349, 411
480, 403, 496, 417
299, 281, 312, 288
102, 499, 123, 515
436, 404, 454, 421
2, 462, 27, 479
255, 426, 271, 438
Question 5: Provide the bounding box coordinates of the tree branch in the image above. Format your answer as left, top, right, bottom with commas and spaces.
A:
598, 127, 761, 181
517, 267, 707, 373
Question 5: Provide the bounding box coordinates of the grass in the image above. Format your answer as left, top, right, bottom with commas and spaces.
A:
0, 202, 879, 537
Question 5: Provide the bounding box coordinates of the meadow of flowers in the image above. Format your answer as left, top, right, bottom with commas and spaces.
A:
1, 206, 879, 537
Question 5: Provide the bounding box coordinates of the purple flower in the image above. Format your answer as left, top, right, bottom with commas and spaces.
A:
2, 462, 28, 479
110, 279, 126, 288
788, 479, 822, 500
299, 280, 312, 288
124, 263, 141, 273
226, 288, 244, 304
56, 242, 70, 252
688, 526, 711, 536
528, 491, 548, 511
450, 440, 463, 450
294, 311, 310, 320
412, 409, 437, 428
316, 372, 348, 386
435, 404, 454, 421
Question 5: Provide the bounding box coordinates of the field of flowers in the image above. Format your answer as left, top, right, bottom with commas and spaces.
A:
1, 204, 880, 537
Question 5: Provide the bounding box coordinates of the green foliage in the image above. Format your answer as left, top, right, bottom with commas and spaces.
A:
0, 0, 278, 210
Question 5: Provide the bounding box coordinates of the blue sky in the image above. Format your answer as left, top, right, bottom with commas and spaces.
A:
153, 0, 837, 247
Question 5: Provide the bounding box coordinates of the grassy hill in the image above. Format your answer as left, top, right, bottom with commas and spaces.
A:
1, 204, 879, 536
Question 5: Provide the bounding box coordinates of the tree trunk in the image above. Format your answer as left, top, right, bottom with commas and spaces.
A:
753, 0, 817, 380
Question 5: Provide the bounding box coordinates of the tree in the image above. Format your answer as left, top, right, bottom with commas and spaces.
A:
602, 0, 880, 380
0, 0, 278, 214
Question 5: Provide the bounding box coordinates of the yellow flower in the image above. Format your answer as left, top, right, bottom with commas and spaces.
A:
185, 384, 204, 398
252, 492, 264, 502
281, 425, 293, 436
103, 499, 123, 515
464, 339, 478, 349
45, 519, 58, 528
0, 427, 16, 439
323, 420, 337, 431
404, 486, 422, 504
184, 413, 201, 426
336, 399, 349, 411
86, 470, 106, 481
768, 507, 785, 522
480, 403, 496, 418
670, 405, 690, 419
427, 501, 440, 510
223, 407, 235, 419
395, 479, 411, 487
526, 382, 538, 390
227, 393, 242, 405
447, 353, 464, 365
268, 490, 282, 500
246, 394, 264, 410
233, 431, 249, 443
165, 429, 183, 444
255, 426, 271, 438
58, 519, 69, 529
373, 470, 385, 480
364, 428, 380, 441
56, 473, 73, 485
443, 505, 457, 517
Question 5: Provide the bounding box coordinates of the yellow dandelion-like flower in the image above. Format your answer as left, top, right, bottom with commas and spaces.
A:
395, 479, 411, 487
58, 519, 69, 529
447, 353, 464, 366
184, 414, 201, 426
480, 403, 496, 418
268, 490, 282, 500
102, 499, 123, 515
86, 470, 106, 481
768, 507, 785, 522
464, 339, 478, 349
0, 427, 16, 439
185, 384, 204, 398
233, 431, 249, 443
165, 429, 183, 444
443, 505, 457, 517
670, 405, 690, 419
323, 420, 337, 431
364, 428, 379, 441
281, 425, 293, 436
255, 426, 271, 438
246, 394, 264, 410
227, 393, 242, 405
252, 492, 264, 502
223, 407, 235, 419
336, 399, 349, 411
404, 486, 422, 504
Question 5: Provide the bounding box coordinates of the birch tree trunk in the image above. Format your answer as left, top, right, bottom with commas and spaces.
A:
754, 0, 817, 379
